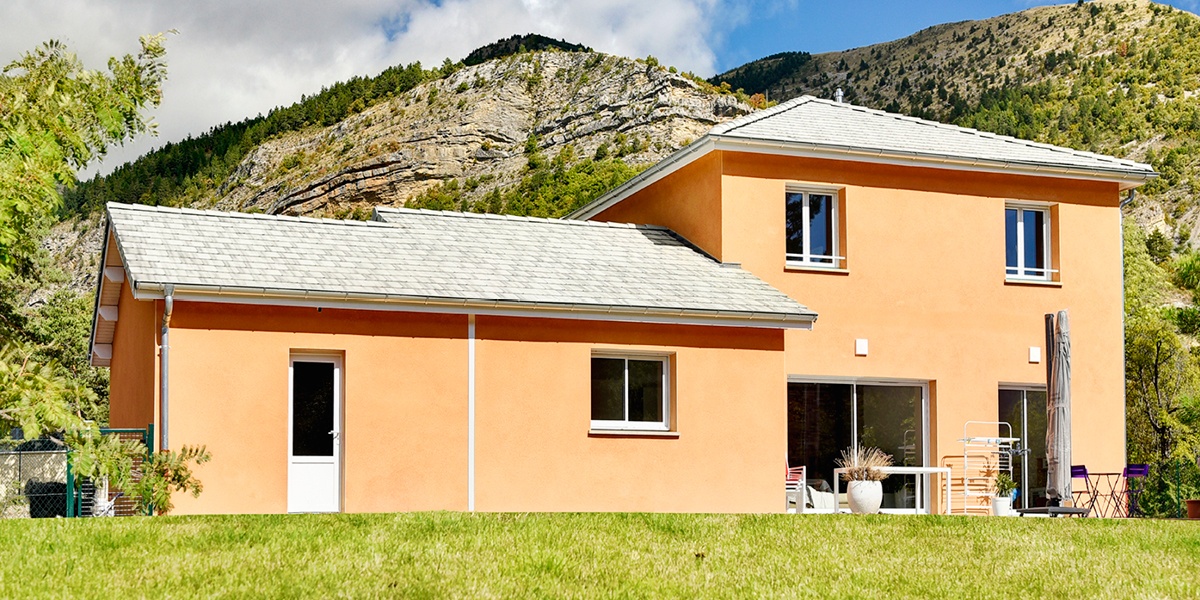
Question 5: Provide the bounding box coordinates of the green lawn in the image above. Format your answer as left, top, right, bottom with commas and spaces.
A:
3, 512, 1197, 598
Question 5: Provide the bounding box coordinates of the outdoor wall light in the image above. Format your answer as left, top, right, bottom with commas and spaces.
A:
855, 338, 868, 356
1029, 346, 1041, 363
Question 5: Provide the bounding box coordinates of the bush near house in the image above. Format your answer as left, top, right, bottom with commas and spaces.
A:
1, 512, 1197, 598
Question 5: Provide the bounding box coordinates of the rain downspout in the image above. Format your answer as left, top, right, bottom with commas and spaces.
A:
160, 285, 174, 451
1119, 189, 1135, 472
467, 313, 476, 512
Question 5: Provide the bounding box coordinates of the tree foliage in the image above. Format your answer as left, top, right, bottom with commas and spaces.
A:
1, 37, 206, 514
1123, 221, 1200, 516
407, 140, 644, 218
0, 34, 167, 276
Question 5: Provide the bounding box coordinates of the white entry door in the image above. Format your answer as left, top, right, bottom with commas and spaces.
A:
288, 355, 342, 513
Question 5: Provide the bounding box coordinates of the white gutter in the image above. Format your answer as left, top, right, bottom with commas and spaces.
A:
467, 314, 476, 512
160, 285, 174, 451
128, 282, 817, 330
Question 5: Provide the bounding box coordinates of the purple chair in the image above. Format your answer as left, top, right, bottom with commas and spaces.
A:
1123, 464, 1150, 518
1071, 465, 1096, 516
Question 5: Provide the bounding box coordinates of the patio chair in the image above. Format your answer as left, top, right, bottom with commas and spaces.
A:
785, 464, 806, 513
1070, 465, 1096, 516
1122, 464, 1150, 518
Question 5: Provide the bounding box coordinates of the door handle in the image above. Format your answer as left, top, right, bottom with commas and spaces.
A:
329, 430, 340, 440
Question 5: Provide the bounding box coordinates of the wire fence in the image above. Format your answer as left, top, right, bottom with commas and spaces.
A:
1, 427, 151, 519
1, 437, 69, 518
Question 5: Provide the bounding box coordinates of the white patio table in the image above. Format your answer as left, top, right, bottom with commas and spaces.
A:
831, 466, 952, 515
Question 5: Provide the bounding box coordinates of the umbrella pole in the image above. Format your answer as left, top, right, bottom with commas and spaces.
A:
1045, 313, 1059, 507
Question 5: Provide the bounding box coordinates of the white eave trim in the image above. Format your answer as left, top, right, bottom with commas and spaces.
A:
567, 135, 1157, 220
129, 282, 816, 330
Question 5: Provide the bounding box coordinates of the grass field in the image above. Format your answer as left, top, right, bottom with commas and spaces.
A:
3, 512, 1198, 598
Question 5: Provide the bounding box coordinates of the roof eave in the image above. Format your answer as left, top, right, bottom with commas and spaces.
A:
716, 136, 1157, 187
568, 134, 1158, 220
130, 281, 817, 330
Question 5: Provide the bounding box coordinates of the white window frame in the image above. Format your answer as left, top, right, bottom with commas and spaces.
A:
590, 353, 670, 432
1006, 203, 1055, 281
785, 185, 844, 269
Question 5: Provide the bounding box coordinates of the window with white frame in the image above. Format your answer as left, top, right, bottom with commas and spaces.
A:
590, 354, 669, 431
1005, 205, 1053, 280
786, 187, 841, 268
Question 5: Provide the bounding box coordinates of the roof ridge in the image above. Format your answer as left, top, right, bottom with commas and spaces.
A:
709, 95, 817, 135
106, 201, 399, 229
794, 97, 1150, 170
373, 206, 670, 231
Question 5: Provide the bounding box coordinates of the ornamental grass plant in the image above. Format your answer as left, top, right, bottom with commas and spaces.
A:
835, 445, 894, 481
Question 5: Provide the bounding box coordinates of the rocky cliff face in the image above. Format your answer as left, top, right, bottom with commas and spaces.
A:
44, 50, 752, 297
212, 51, 749, 217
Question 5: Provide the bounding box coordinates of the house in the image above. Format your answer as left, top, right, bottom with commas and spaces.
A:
91, 204, 814, 513
91, 95, 1155, 514
568, 96, 1155, 513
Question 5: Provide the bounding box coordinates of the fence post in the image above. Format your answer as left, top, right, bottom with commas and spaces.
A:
144, 424, 155, 516
65, 451, 75, 518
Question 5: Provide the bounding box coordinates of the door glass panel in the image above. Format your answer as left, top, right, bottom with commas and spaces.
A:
858, 385, 925, 509
998, 389, 1025, 506
292, 361, 334, 457
809, 194, 834, 263
1025, 391, 1048, 507
785, 192, 805, 256
591, 358, 625, 421
787, 383, 852, 491
1005, 208, 1018, 274
627, 360, 664, 422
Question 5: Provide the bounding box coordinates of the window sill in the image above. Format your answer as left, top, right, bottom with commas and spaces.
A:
588, 429, 679, 439
1004, 278, 1062, 288
785, 262, 849, 275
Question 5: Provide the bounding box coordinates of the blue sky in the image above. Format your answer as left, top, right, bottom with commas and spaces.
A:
2, 0, 1196, 175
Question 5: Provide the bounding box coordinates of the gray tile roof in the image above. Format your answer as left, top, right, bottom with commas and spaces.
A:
105, 203, 815, 326
711, 95, 1155, 178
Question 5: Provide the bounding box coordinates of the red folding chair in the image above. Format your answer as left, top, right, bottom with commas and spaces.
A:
785, 463, 806, 513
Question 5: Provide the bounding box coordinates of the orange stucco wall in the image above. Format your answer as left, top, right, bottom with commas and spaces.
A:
601, 150, 1127, 512
165, 304, 469, 514
474, 316, 785, 512
595, 150, 724, 258
112, 300, 786, 514
108, 282, 157, 429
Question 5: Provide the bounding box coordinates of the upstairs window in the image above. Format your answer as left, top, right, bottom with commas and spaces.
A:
786, 187, 841, 268
591, 355, 669, 431
1005, 205, 1052, 280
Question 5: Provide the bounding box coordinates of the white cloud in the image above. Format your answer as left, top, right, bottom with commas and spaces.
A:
1, 0, 733, 177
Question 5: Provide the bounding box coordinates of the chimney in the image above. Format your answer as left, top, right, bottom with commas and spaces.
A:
835, 88, 844, 103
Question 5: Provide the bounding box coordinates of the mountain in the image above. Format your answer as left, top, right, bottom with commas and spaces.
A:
712, 0, 1200, 247
462, 34, 591, 66
48, 48, 752, 296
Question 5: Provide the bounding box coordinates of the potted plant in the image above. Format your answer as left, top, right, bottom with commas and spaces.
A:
835, 446, 893, 514
991, 472, 1018, 516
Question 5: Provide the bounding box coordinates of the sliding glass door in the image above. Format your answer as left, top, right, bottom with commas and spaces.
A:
998, 388, 1048, 509
787, 380, 928, 511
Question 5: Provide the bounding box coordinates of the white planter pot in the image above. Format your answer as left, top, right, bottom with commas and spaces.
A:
847, 480, 883, 514
991, 496, 1013, 516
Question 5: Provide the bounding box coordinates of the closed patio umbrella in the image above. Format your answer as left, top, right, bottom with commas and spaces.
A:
1045, 310, 1072, 505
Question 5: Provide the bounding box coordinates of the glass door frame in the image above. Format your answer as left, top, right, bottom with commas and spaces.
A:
787, 375, 932, 513
998, 383, 1046, 510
